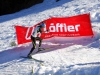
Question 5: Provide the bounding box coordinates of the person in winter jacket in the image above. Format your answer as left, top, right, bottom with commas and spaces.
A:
27, 22, 49, 57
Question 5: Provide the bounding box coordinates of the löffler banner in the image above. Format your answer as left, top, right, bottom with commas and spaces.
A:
15, 13, 93, 44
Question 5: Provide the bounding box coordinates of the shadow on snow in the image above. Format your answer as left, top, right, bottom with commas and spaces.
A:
0, 36, 99, 69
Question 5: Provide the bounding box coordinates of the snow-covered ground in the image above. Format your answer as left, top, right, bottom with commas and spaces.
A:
0, 0, 100, 75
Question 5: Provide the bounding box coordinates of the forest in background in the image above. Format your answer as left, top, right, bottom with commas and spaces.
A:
0, 0, 43, 16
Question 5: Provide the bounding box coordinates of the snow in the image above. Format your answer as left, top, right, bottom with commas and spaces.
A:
0, 0, 100, 75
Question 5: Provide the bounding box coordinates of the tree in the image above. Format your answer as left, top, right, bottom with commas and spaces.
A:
56, 0, 60, 2
0, 0, 44, 16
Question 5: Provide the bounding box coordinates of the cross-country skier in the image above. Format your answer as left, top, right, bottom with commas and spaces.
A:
27, 21, 49, 57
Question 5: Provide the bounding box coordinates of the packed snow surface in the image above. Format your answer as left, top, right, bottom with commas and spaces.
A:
0, 0, 100, 75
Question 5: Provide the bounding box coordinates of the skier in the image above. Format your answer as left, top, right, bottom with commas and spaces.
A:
27, 22, 49, 57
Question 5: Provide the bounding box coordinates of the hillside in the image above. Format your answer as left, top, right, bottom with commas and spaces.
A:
0, 0, 100, 75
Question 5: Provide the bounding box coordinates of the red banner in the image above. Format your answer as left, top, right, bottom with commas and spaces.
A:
15, 13, 93, 44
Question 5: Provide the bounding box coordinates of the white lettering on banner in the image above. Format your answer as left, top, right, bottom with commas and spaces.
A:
56, 23, 64, 32
25, 23, 80, 40
75, 24, 80, 31
49, 23, 80, 32
49, 23, 56, 32
25, 27, 34, 40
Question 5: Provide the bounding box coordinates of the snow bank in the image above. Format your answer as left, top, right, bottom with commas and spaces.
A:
0, 0, 100, 75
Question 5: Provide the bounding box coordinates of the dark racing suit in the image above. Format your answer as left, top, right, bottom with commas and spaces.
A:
28, 26, 43, 56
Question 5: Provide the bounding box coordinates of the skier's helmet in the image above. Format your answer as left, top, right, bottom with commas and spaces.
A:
40, 22, 45, 28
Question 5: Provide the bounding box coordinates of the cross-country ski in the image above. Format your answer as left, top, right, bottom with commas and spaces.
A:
0, 0, 100, 75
